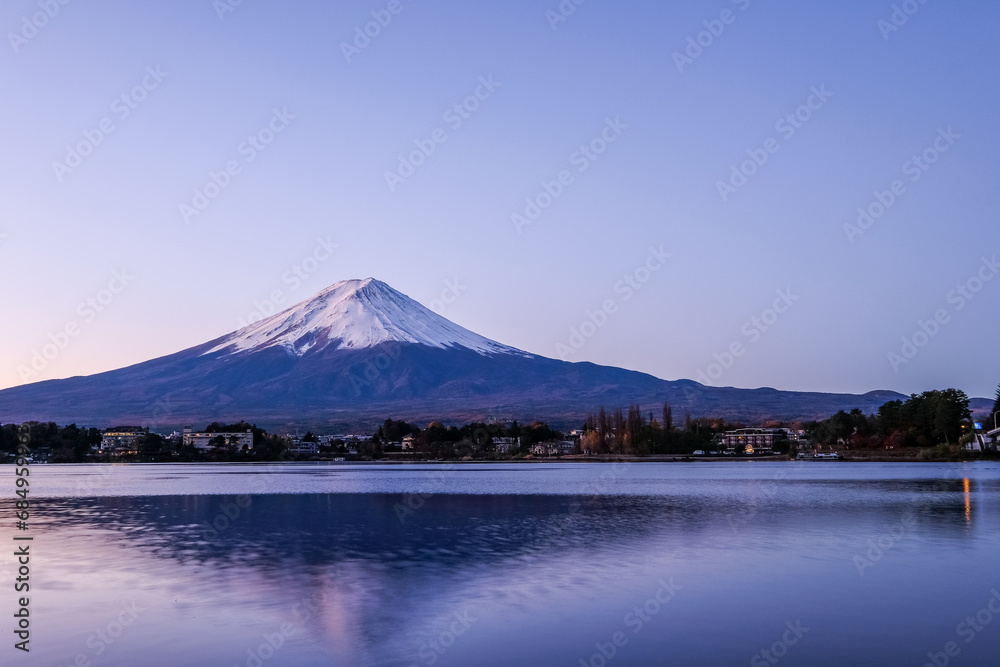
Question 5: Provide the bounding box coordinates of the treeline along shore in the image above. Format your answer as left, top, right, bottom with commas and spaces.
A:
2, 384, 997, 464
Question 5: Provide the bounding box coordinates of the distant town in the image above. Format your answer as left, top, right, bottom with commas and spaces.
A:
3, 386, 998, 464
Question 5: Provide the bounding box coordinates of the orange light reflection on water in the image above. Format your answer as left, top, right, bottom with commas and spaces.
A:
963, 478, 971, 523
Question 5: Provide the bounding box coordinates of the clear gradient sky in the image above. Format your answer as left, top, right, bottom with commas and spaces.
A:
1, 0, 997, 398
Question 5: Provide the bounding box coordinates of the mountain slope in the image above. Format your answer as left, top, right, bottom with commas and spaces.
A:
204, 278, 527, 358
0, 278, 928, 430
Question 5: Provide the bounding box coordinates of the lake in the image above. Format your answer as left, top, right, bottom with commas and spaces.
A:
4, 461, 999, 666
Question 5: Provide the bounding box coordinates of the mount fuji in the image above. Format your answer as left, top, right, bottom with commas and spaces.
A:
0, 278, 911, 430
203, 278, 527, 359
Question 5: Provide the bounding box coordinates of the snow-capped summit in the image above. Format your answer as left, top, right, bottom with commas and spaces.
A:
0, 277, 923, 431
204, 278, 529, 358
0, 278, 924, 432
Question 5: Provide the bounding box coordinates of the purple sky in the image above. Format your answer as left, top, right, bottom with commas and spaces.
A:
1, 0, 997, 399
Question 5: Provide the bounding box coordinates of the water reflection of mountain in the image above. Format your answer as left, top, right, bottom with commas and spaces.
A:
33, 480, 983, 573
38, 494, 682, 570
19, 483, 993, 667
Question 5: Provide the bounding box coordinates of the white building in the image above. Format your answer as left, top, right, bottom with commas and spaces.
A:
722, 428, 787, 455
329, 434, 372, 442
101, 430, 146, 454
182, 427, 253, 451
530, 441, 577, 457
287, 440, 319, 455
492, 437, 518, 454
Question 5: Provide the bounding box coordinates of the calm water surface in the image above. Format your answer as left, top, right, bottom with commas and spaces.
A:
3, 462, 999, 666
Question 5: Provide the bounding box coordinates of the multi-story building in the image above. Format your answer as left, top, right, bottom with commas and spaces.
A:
101, 430, 146, 455
182, 427, 253, 451
492, 437, 518, 454
722, 428, 787, 455
557, 440, 577, 455
287, 440, 319, 455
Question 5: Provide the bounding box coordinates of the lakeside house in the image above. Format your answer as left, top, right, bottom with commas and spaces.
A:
492, 436, 518, 454
182, 427, 253, 451
530, 440, 577, 457
100, 430, 147, 456
780, 428, 807, 443
721, 428, 788, 455
287, 440, 319, 455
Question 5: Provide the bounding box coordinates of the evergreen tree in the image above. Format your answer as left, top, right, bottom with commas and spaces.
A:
662, 403, 673, 431
931, 389, 970, 445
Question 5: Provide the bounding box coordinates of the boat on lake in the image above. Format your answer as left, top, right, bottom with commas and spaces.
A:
797, 452, 840, 460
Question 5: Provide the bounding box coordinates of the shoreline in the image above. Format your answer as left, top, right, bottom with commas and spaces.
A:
6, 454, 996, 465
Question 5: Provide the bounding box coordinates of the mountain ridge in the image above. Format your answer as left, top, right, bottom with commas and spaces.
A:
0, 278, 986, 431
